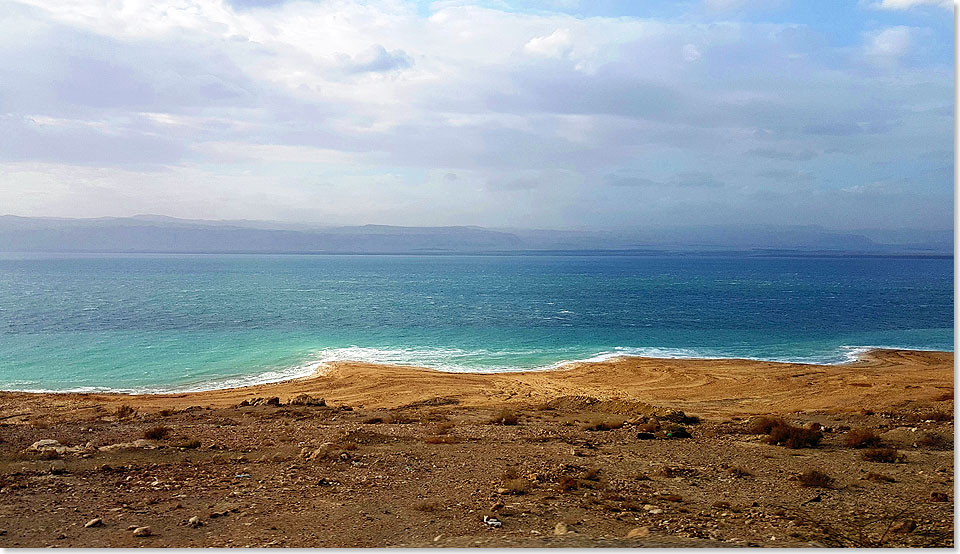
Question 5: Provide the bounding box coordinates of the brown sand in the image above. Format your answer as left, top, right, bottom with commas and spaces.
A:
0, 348, 952, 548
1, 348, 951, 421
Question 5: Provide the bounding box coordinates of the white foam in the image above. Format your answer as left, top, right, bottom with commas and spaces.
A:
4, 344, 944, 394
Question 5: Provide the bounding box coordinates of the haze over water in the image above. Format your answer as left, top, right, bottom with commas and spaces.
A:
0, 252, 951, 393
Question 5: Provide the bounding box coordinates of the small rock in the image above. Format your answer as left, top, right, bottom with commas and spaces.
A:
49, 460, 67, 474
29, 439, 61, 451
132, 526, 152, 537
890, 520, 917, 534
265, 397, 280, 406
495, 487, 509, 494
554, 522, 568, 535
930, 491, 949, 502
188, 516, 202, 528
84, 518, 103, 528
649, 509, 663, 515
636, 432, 656, 440
127, 525, 138, 531
626, 526, 651, 539
490, 501, 505, 512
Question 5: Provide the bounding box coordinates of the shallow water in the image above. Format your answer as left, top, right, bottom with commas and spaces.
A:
0, 252, 952, 393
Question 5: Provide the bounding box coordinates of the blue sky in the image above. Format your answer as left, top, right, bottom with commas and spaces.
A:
0, 0, 953, 230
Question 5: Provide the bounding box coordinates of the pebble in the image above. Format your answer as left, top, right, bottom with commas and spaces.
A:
554, 522, 568, 535
83, 518, 103, 528
49, 460, 67, 474
132, 526, 152, 537
626, 526, 651, 539
188, 516, 202, 528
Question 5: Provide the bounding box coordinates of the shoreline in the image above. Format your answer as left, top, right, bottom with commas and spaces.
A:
2, 345, 953, 397
1, 348, 952, 419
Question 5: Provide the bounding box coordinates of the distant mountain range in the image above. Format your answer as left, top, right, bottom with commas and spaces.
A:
0, 215, 951, 255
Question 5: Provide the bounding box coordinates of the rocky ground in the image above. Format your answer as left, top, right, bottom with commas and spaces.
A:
0, 391, 953, 547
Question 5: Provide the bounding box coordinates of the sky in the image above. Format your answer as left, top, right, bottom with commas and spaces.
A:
0, 0, 953, 230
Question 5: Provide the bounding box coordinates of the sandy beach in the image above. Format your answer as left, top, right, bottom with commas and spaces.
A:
0, 348, 953, 547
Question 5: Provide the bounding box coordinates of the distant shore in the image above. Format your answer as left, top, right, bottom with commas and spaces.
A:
1, 348, 951, 420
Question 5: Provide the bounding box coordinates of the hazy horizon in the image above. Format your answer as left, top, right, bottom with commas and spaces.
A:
0, 0, 953, 231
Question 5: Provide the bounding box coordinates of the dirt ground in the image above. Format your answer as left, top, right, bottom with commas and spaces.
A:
0, 349, 953, 547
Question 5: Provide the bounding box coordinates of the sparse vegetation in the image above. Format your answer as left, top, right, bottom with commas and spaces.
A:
581, 416, 624, 431
288, 394, 325, 407
489, 409, 520, 425
917, 432, 952, 450
843, 428, 883, 449
862, 447, 905, 463
413, 500, 442, 512
424, 435, 458, 444
500, 478, 531, 495
115, 405, 137, 420
143, 425, 170, 440
761, 420, 823, 449
799, 469, 834, 488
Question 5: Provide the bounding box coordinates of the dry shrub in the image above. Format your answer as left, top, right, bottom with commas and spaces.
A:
115, 405, 137, 420
385, 412, 414, 424
581, 417, 624, 431
413, 500, 442, 512
919, 411, 952, 422
917, 432, 952, 450
424, 436, 458, 444
635, 422, 658, 433
799, 469, 834, 488
288, 394, 325, 407
557, 475, 580, 492
862, 447, 905, 463
500, 478, 531, 495
765, 422, 822, 449
581, 467, 601, 481
142, 425, 170, 441
747, 416, 786, 435
865, 472, 896, 483
660, 466, 697, 478
843, 428, 883, 449
489, 409, 520, 426
434, 421, 456, 435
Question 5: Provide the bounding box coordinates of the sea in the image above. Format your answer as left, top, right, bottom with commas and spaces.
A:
0, 252, 952, 394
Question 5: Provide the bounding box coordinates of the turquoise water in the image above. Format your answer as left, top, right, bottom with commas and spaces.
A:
0, 253, 952, 393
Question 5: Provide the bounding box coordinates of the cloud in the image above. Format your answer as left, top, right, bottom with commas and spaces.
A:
871, 0, 953, 10
335, 44, 413, 74
524, 28, 573, 58
864, 26, 914, 64
0, 0, 951, 230
747, 148, 816, 161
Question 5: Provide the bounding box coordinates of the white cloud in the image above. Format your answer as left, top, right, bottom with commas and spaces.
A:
864, 26, 914, 63
873, 0, 954, 10
524, 28, 573, 58
0, 0, 952, 230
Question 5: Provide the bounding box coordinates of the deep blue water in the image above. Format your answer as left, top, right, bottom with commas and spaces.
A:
0, 253, 952, 393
